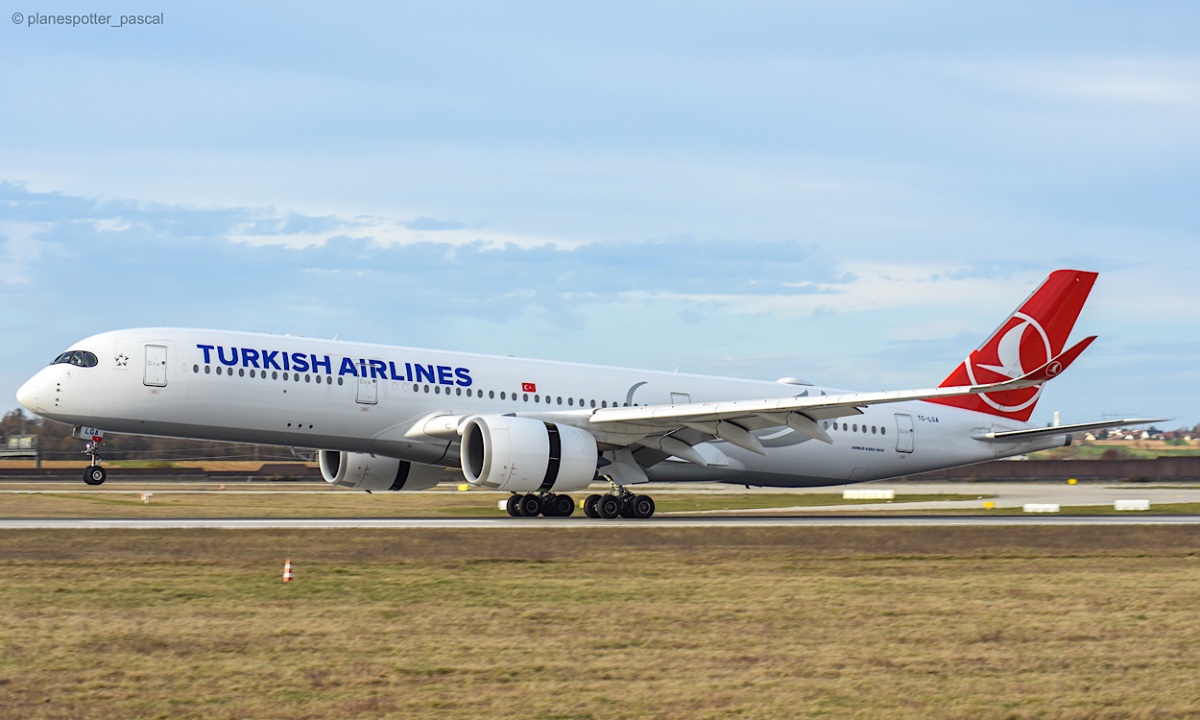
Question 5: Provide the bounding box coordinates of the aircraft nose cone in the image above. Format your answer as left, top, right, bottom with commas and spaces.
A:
16, 377, 39, 412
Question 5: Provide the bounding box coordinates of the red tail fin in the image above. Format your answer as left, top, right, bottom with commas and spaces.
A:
927, 269, 1098, 422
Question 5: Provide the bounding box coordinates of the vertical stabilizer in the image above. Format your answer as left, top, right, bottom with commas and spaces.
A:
927, 269, 1098, 422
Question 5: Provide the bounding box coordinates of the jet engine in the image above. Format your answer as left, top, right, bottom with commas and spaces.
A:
460, 415, 598, 493
318, 450, 445, 492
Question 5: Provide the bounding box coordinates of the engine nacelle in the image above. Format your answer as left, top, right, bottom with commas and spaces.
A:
318, 450, 445, 492
460, 415, 598, 493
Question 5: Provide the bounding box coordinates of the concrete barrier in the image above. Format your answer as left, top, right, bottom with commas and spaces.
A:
843, 489, 895, 500
1023, 503, 1061, 513
1114, 499, 1151, 511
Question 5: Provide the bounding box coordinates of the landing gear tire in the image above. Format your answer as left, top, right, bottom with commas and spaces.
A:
619, 494, 637, 518
518, 493, 543, 517
584, 494, 602, 519
506, 494, 524, 517
552, 494, 575, 517
631, 495, 655, 518
83, 466, 107, 486
597, 494, 622, 519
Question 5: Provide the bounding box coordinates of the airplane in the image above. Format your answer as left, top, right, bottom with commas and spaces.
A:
15, 269, 1160, 519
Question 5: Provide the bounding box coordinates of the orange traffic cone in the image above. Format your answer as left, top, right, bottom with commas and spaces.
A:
282, 558, 293, 583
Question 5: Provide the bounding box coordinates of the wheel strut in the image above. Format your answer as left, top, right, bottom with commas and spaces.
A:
79, 431, 106, 486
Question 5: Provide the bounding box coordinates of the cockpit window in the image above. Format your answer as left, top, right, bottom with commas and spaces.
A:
51, 350, 99, 368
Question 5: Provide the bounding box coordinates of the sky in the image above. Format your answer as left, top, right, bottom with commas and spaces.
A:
2, 1, 1198, 428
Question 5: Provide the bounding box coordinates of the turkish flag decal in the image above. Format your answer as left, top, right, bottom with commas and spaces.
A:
521, 382, 537, 393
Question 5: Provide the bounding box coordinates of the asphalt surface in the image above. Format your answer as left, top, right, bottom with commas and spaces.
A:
2, 515, 1200, 529
2, 480, 1197, 529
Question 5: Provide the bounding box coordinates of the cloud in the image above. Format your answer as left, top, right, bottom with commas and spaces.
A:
404, 217, 466, 231
1, 182, 1196, 426
1001, 60, 1200, 106
0, 223, 54, 286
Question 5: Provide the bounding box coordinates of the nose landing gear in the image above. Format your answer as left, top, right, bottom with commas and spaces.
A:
74, 426, 107, 486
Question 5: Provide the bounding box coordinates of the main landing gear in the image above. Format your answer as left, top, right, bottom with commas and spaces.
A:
583, 488, 655, 519
502, 487, 657, 519
505, 492, 577, 518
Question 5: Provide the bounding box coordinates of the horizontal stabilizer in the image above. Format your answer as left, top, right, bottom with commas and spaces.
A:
973, 417, 1169, 442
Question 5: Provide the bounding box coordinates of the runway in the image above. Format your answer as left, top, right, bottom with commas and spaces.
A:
3, 515, 1200, 529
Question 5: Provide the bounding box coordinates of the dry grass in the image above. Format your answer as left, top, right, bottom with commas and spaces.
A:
1, 526, 1199, 719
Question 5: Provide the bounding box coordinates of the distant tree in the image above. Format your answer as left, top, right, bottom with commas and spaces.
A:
3, 407, 295, 463
0, 409, 28, 437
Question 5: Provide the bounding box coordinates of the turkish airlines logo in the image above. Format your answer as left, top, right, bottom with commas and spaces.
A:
965, 311, 1052, 413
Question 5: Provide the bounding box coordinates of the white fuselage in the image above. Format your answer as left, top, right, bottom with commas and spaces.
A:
16, 328, 1066, 488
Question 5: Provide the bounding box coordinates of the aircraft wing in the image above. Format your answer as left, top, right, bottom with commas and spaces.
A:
579, 336, 1097, 456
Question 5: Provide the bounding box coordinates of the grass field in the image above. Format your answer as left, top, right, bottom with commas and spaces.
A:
2, 526, 1200, 719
